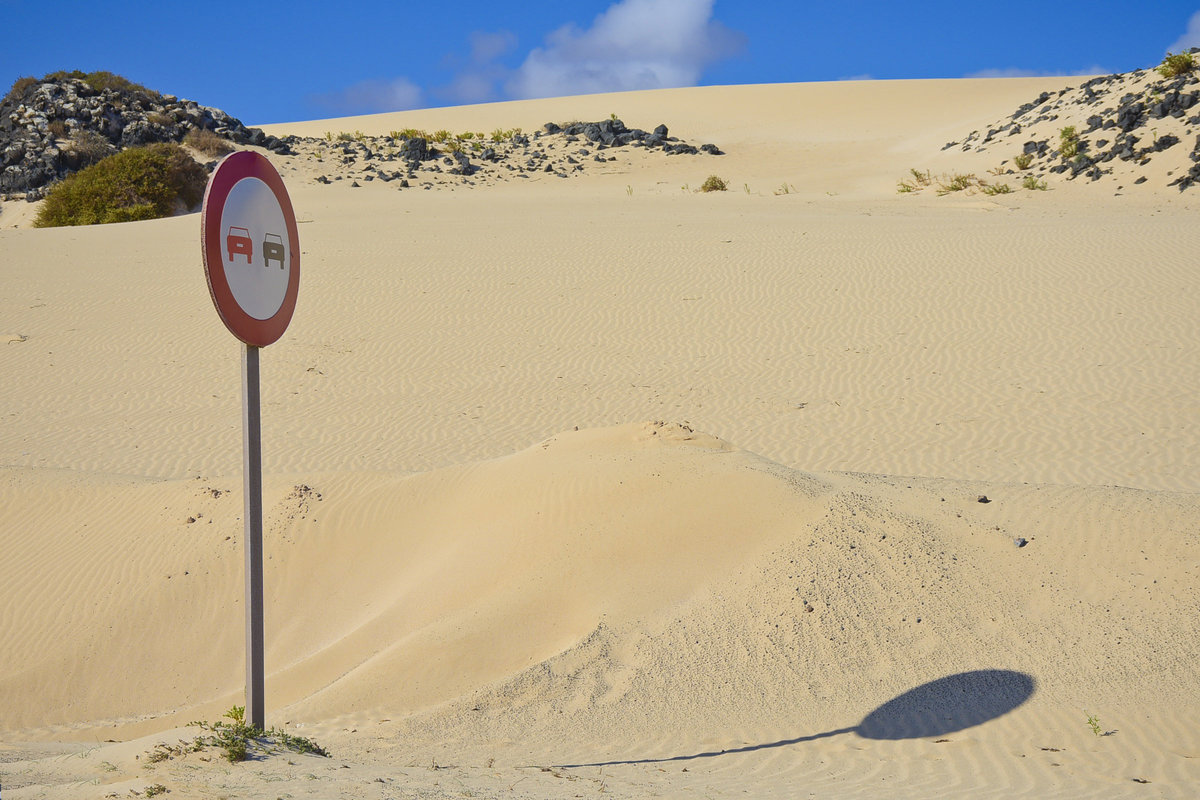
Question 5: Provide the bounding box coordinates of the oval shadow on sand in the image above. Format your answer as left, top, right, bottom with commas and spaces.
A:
856, 669, 1035, 740
558, 669, 1035, 768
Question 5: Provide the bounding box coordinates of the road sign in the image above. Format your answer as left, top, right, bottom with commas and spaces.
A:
202, 151, 300, 347
200, 150, 300, 731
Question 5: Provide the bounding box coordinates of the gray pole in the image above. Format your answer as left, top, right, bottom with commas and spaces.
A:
242, 344, 265, 730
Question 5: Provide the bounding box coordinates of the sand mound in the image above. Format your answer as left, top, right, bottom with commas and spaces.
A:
4, 426, 1198, 788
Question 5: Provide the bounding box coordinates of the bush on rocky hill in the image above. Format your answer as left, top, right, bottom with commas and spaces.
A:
33, 142, 208, 227
1156, 52, 1196, 79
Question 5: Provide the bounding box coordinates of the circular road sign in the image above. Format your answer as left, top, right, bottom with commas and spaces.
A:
202, 151, 300, 346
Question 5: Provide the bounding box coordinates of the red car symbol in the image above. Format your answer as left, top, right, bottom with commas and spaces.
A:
227, 226, 253, 264
262, 233, 285, 269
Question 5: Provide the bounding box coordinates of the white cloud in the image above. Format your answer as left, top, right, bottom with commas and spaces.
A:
964, 64, 1109, 79
506, 0, 744, 99
309, 77, 423, 114
435, 30, 519, 105
964, 67, 1042, 79
441, 71, 503, 105
469, 30, 518, 64
1168, 10, 1200, 53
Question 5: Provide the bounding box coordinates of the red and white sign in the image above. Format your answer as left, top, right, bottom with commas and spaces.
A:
202, 151, 300, 346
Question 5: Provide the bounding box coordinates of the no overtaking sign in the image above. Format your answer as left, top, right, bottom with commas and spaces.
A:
202, 151, 300, 346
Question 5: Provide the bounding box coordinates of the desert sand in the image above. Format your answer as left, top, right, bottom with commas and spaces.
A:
2, 76, 1199, 798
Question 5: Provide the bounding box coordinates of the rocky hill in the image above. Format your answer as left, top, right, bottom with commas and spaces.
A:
1, 72, 290, 200
1, 72, 725, 204
946, 48, 1200, 192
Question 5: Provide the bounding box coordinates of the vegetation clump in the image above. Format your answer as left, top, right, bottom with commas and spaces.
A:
699, 174, 728, 192
936, 172, 979, 195
5, 75, 37, 102
1156, 51, 1196, 79
1058, 126, 1080, 159
190, 706, 329, 763
897, 168, 932, 192
6, 70, 159, 104
33, 142, 208, 227
183, 128, 235, 157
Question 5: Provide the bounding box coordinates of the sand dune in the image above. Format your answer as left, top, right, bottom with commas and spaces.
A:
3, 76, 1200, 798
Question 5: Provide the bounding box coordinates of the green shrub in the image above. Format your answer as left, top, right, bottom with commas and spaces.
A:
34, 142, 208, 227
184, 127, 235, 157
935, 173, 978, 195
1156, 52, 1196, 78
699, 174, 728, 192
188, 706, 329, 763
897, 168, 932, 192
1022, 175, 1048, 190
1013, 153, 1033, 169
1059, 126, 1079, 159
392, 128, 428, 140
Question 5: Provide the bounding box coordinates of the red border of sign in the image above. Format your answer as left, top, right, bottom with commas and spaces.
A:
202, 151, 300, 347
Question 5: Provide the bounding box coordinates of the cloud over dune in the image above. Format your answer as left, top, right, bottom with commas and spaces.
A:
309, 76, 423, 114
311, 0, 742, 112
506, 0, 744, 99
1168, 10, 1200, 53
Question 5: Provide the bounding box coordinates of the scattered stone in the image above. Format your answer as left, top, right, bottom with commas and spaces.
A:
1014, 537, 1028, 548
977, 495, 991, 504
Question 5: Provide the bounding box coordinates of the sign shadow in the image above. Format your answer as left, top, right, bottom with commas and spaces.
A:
556, 669, 1035, 768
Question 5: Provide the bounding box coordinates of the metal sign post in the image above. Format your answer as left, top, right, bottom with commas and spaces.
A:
242, 344, 265, 728
202, 151, 300, 731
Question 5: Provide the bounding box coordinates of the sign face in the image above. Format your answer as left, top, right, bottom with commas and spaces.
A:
202, 151, 300, 346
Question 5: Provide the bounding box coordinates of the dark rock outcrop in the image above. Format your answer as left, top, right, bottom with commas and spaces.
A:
1, 75, 291, 200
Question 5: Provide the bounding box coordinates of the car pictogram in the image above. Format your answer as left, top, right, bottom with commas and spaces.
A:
227, 226, 253, 264
262, 233, 285, 269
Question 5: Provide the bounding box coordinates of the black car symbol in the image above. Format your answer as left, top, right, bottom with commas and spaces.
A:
262, 233, 285, 269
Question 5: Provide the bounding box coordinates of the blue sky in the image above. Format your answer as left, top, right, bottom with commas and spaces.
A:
3, 1, 1200, 124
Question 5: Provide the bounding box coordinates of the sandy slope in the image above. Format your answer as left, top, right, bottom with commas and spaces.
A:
2, 78, 1199, 798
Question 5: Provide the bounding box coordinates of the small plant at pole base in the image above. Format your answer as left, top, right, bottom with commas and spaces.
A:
188, 705, 329, 763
